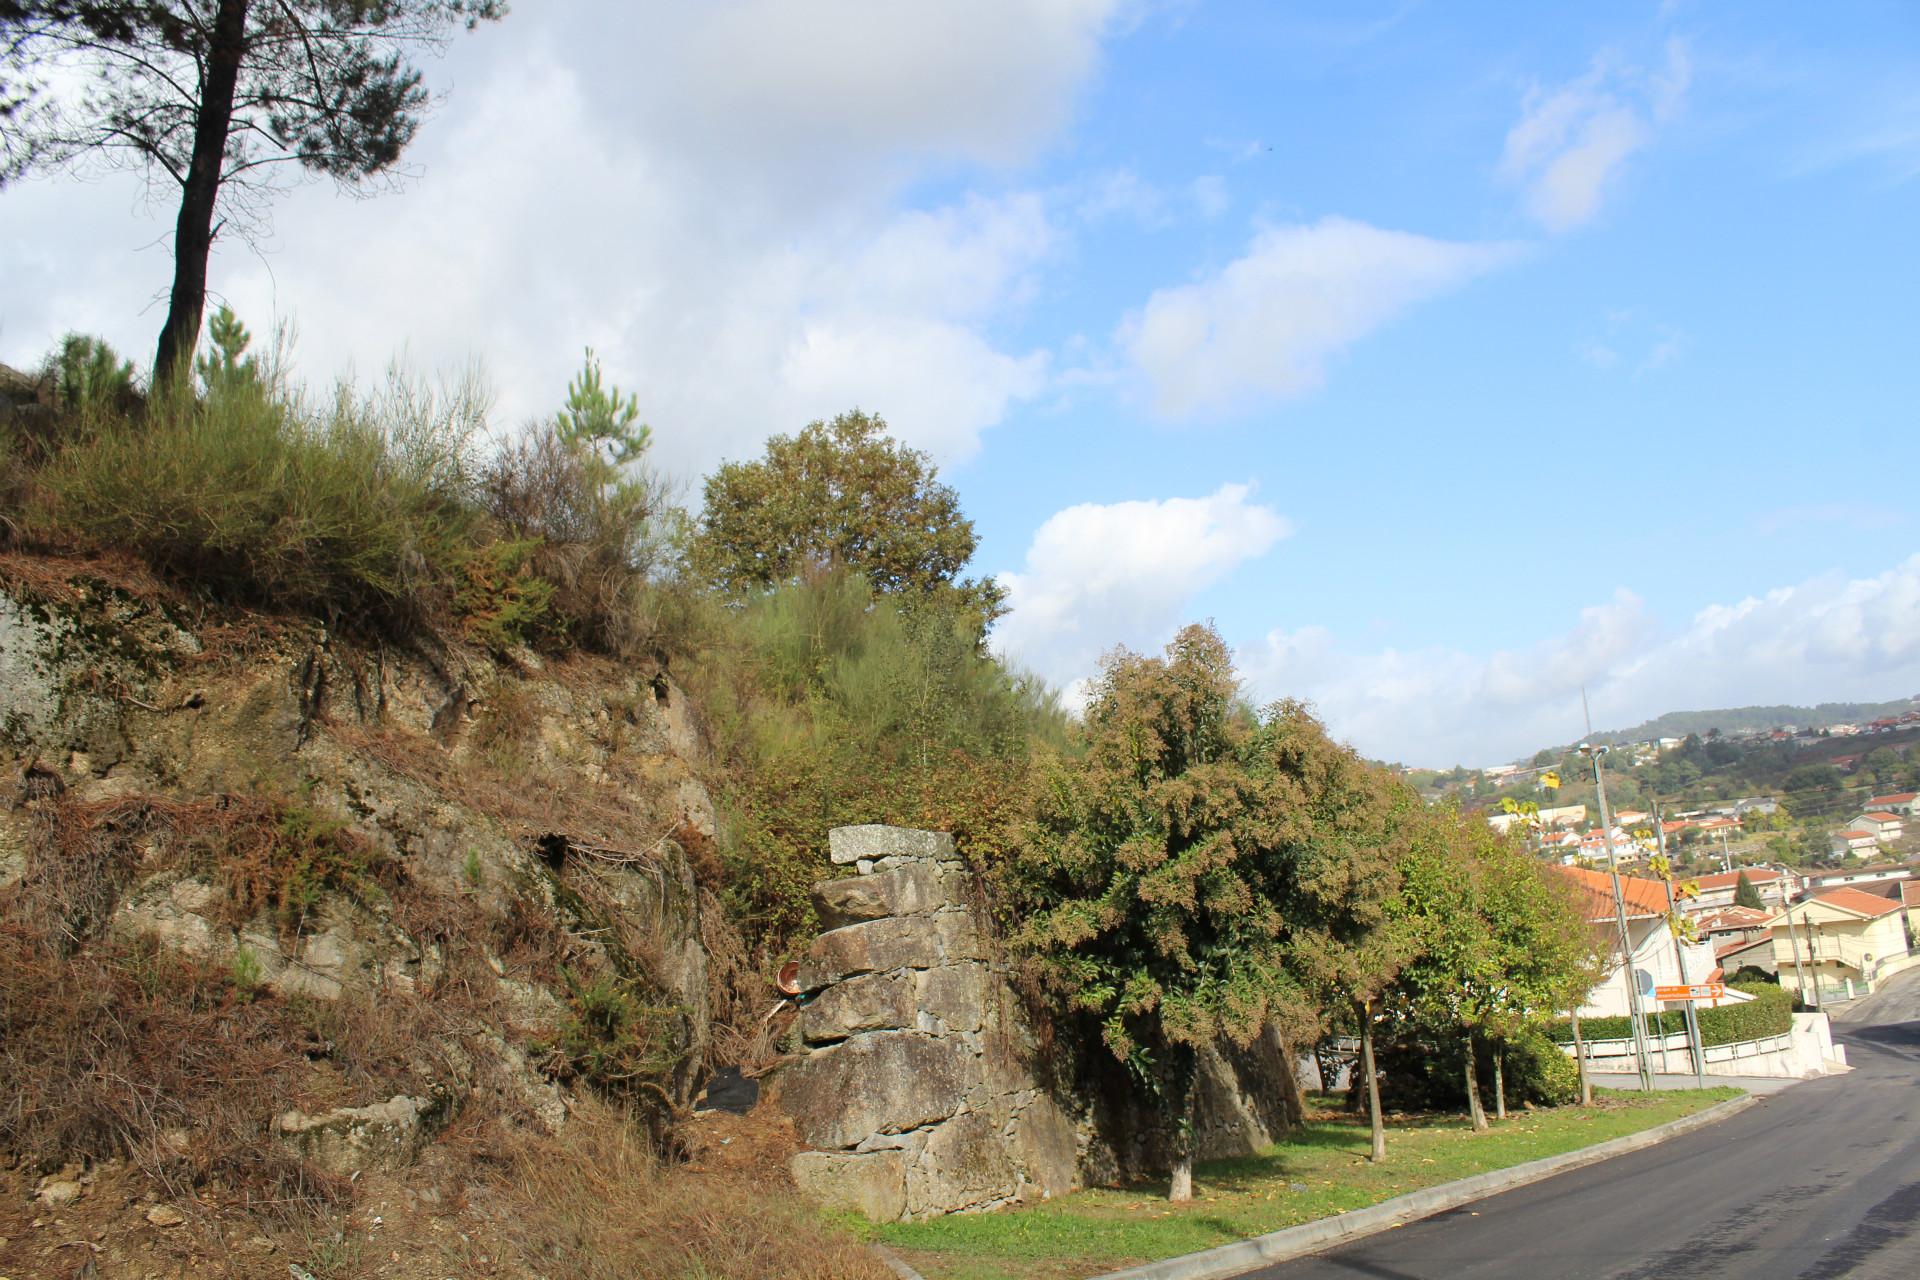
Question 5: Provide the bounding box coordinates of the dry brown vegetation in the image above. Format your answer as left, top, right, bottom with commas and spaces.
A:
466, 1097, 891, 1280
0, 754, 877, 1280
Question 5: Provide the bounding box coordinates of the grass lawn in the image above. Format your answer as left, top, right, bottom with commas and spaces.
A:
870, 1088, 1742, 1280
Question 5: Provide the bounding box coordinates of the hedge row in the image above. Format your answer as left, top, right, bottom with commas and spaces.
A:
1546, 983, 1792, 1048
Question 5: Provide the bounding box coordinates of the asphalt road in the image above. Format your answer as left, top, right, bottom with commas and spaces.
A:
1243, 971, 1920, 1280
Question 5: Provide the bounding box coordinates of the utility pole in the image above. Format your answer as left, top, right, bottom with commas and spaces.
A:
1585, 741, 1656, 1092
1800, 908, 1822, 1009
1785, 907, 1811, 1007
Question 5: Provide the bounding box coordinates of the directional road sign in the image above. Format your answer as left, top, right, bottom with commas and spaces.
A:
1654, 982, 1725, 1002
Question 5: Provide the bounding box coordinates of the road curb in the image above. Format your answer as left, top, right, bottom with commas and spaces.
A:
872, 1242, 929, 1280
1089, 1094, 1758, 1280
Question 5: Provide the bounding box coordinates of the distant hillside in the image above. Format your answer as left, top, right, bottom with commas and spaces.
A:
1587, 699, 1919, 748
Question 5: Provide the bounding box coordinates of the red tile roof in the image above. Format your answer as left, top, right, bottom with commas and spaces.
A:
1836, 830, 1876, 840
1695, 906, 1773, 932
1693, 868, 1785, 892
1860, 812, 1903, 823
1807, 887, 1904, 919
1869, 792, 1917, 806
1716, 935, 1773, 963
1554, 865, 1670, 922
1902, 882, 1920, 909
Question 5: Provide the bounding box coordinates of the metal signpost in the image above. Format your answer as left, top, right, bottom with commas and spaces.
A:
1653, 803, 1707, 1087
1583, 741, 1655, 1092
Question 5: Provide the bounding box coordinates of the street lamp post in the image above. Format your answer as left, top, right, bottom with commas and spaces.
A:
1583, 743, 1656, 1092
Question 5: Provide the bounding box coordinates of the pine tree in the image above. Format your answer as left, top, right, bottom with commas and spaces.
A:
1, 2, 504, 384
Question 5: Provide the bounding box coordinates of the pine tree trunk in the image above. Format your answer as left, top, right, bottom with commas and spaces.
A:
1571, 1010, 1593, 1106
1361, 1008, 1386, 1162
1463, 1032, 1488, 1132
1494, 1044, 1507, 1121
154, 0, 252, 386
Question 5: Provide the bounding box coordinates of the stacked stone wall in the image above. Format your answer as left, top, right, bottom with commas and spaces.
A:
771, 825, 1300, 1221
772, 826, 1078, 1220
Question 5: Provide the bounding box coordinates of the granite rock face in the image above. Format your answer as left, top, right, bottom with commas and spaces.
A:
773, 825, 1301, 1222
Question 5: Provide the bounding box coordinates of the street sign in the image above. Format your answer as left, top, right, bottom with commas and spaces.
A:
1654, 982, 1725, 1002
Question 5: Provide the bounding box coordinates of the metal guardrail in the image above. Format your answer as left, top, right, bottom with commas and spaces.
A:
1574, 1030, 1790, 1060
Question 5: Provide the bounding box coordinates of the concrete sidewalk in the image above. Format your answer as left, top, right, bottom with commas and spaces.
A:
1640, 1071, 1806, 1094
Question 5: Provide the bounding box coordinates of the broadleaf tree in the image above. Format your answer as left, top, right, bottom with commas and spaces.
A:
692, 410, 1007, 636
0, 0, 505, 384
1389, 806, 1500, 1131
1014, 624, 1315, 1201
1475, 833, 1601, 1119
1256, 702, 1417, 1162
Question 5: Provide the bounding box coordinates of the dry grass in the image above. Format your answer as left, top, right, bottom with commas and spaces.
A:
328, 717, 673, 855
15, 792, 402, 948
471, 1096, 890, 1280
0, 925, 350, 1216
0, 790, 475, 1221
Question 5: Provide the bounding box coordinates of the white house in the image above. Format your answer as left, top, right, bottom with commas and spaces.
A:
1686, 866, 1799, 913
1831, 829, 1883, 858
1765, 887, 1917, 1004
1554, 866, 1722, 1019
1853, 811, 1906, 841
1866, 791, 1918, 817
1804, 863, 1912, 892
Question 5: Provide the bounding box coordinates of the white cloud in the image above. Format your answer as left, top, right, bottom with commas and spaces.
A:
659, 0, 1123, 176
1576, 309, 1684, 375
1501, 41, 1690, 232
1118, 217, 1518, 418
0, 2, 1125, 477
994, 483, 1291, 689
1578, 340, 1620, 369
1188, 174, 1230, 220
1077, 169, 1170, 226
1243, 556, 1920, 767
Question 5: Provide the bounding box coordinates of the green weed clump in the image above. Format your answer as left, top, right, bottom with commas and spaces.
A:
545, 970, 682, 1104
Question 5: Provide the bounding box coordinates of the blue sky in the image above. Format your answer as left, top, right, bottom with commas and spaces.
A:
4, 1, 1917, 765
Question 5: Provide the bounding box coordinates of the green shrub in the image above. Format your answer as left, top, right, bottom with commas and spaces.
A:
478, 350, 687, 658
452, 536, 557, 651
1546, 982, 1792, 1048
685, 571, 1064, 953
40, 369, 482, 627
1371, 1028, 1577, 1112
1697, 982, 1794, 1044
1502, 1030, 1580, 1105
549, 970, 680, 1100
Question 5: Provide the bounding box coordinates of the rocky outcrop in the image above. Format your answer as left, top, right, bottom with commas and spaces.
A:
0, 567, 721, 1174
772, 825, 1302, 1222
275, 1093, 450, 1175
